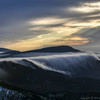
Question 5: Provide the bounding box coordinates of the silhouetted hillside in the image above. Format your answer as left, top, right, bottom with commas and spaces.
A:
0, 48, 20, 58
24, 46, 80, 53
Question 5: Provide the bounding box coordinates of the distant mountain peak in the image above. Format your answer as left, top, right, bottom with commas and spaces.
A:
0, 48, 11, 52
0, 47, 20, 58
0, 48, 19, 53
25, 45, 80, 53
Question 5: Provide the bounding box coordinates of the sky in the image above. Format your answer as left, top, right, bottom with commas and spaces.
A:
0, 0, 100, 52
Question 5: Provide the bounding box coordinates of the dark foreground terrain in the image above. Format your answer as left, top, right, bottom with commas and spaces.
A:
0, 46, 100, 100
0, 86, 100, 100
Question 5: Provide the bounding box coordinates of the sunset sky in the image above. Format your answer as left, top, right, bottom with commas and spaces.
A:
0, 0, 100, 52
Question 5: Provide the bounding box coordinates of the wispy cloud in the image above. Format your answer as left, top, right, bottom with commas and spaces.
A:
0, 0, 100, 51
29, 17, 66, 25
69, 2, 100, 13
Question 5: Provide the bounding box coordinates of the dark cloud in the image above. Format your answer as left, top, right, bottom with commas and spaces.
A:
42, 23, 65, 28
0, 0, 99, 26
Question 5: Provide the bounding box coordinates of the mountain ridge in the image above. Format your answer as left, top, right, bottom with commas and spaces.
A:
23, 45, 80, 53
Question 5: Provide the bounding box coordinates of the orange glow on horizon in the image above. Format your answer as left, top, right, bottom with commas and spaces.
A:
4, 36, 90, 51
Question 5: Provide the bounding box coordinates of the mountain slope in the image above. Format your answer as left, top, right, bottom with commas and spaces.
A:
0, 52, 100, 94
24, 45, 80, 53
0, 48, 20, 58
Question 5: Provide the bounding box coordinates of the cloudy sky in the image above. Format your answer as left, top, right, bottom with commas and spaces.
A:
0, 0, 100, 52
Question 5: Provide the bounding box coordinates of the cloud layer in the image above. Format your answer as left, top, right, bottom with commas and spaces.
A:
0, 0, 100, 52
